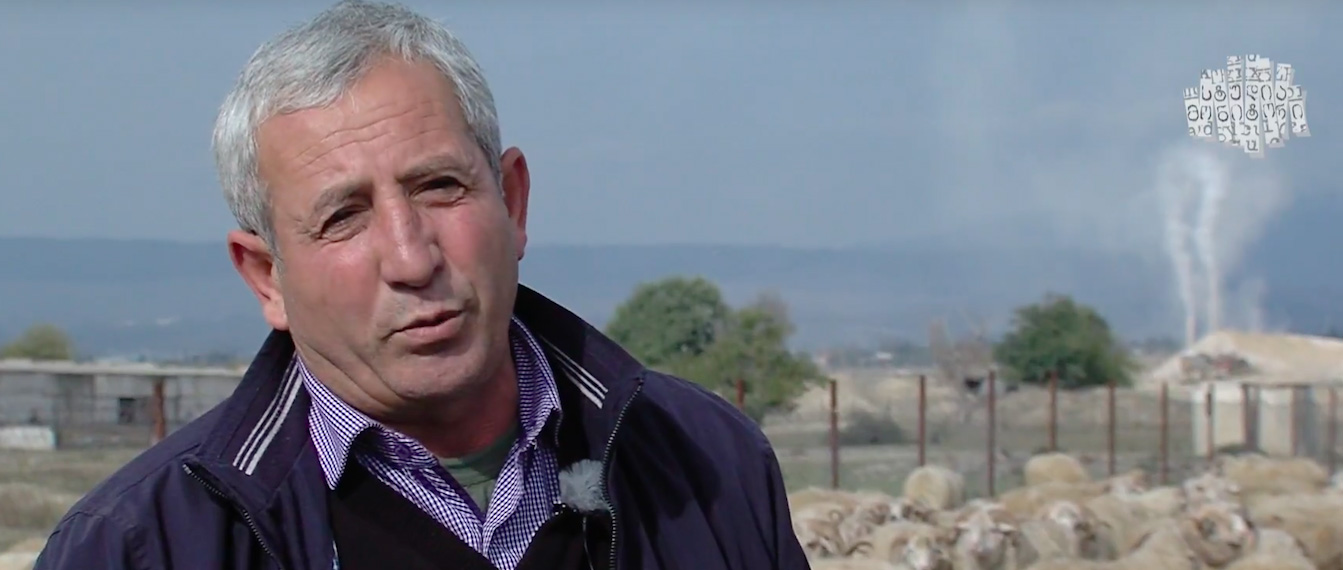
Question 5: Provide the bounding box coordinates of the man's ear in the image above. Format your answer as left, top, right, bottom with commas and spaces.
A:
227, 229, 288, 331
499, 146, 530, 261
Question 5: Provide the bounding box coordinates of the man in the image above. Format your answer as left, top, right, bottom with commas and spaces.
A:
34, 2, 808, 569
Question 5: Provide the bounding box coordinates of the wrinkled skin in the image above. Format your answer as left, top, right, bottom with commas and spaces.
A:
229, 57, 532, 457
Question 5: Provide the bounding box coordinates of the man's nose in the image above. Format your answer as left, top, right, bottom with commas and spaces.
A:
376, 198, 441, 289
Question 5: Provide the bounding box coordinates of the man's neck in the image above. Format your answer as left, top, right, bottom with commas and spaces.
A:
390, 359, 520, 459
293, 337, 522, 459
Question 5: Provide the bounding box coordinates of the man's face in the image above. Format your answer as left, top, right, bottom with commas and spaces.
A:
229, 57, 530, 419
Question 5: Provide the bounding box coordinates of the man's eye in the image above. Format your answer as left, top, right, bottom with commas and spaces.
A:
323, 208, 358, 230
424, 177, 464, 193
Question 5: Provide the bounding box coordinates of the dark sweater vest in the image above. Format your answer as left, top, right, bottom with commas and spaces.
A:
329, 459, 607, 570
329, 383, 613, 570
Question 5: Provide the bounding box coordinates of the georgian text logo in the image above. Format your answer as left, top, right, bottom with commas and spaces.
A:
1184, 55, 1310, 158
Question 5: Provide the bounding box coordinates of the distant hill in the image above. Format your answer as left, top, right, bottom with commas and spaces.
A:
1, 236, 1340, 358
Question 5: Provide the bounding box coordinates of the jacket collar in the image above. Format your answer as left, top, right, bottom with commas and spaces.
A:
185, 284, 645, 507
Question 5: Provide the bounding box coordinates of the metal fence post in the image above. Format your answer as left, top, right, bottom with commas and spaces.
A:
1048, 370, 1058, 451
1159, 382, 1169, 485
918, 375, 927, 467
829, 379, 839, 489
987, 370, 997, 497
1107, 380, 1117, 476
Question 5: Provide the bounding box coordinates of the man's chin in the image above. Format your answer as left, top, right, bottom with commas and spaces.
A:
383, 354, 487, 396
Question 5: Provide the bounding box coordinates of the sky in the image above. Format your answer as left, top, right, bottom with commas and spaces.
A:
0, 0, 1339, 261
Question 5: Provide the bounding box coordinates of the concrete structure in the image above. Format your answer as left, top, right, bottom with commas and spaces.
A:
1189, 380, 1338, 458
1149, 330, 1343, 387
0, 358, 243, 448
0, 426, 57, 450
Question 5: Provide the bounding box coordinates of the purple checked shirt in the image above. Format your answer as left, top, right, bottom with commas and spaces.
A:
301, 316, 562, 570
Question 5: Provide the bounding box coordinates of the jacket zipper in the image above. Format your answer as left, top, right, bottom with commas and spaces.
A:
182, 463, 287, 570
601, 382, 643, 570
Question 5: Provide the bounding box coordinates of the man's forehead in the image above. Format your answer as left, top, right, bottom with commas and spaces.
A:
255, 74, 479, 207
256, 60, 468, 166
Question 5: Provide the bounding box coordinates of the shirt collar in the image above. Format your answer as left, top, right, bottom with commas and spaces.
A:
303, 316, 563, 489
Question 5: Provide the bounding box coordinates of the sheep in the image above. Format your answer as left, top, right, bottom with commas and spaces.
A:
949, 502, 1022, 570
888, 497, 938, 525
794, 513, 847, 559
791, 487, 863, 515
1182, 471, 1242, 509
998, 471, 1150, 520
808, 558, 900, 570
853, 495, 897, 525
1085, 492, 1164, 557
1019, 517, 1198, 570
1104, 469, 1150, 498
998, 480, 1109, 518
1124, 485, 1187, 519
894, 527, 956, 570
793, 498, 856, 528
1217, 454, 1329, 497
1245, 493, 1343, 570
1036, 499, 1106, 559
1012, 518, 1084, 567
847, 521, 953, 568
1325, 472, 1343, 495
1224, 528, 1317, 570
1180, 501, 1256, 568
838, 496, 901, 547
1024, 452, 1091, 486
902, 465, 967, 510
1021, 501, 1254, 570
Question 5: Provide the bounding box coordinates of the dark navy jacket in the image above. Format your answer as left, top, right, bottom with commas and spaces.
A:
33, 285, 810, 570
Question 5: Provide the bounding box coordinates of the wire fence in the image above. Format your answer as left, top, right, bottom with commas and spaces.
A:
5, 367, 1338, 500
756, 373, 1343, 498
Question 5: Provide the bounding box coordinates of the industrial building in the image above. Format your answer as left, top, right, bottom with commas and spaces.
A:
0, 358, 243, 448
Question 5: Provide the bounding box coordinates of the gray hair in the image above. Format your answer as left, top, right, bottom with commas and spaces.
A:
212, 0, 502, 252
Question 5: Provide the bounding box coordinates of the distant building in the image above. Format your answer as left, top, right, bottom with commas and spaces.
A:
0, 358, 243, 448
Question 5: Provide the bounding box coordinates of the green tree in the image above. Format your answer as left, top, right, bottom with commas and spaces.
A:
1, 323, 76, 361
605, 276, 731, 369
993, 293, 1136, 388
607, 281, 825, 423
663, 293, 825, 422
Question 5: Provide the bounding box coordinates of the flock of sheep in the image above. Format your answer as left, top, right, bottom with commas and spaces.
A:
792, 451, 1343, 570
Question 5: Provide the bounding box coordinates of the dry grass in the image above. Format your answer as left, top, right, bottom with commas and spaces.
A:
0, 485, 75, 529
0, 447, 142, 552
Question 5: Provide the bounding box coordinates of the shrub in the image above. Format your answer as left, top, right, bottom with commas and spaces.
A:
836, 407, 907, 446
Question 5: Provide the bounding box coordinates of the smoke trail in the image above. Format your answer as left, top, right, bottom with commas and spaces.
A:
1233, 277, 1268, 333
1190, 149, 1228, 334
1165, 212, 1198, 346
1154, 142, 1288, 342
1157, 153, 1200, 347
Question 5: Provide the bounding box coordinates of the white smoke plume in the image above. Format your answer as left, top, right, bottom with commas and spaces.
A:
1231, 277, 1269, 333
1157, 151, 1201, 346
1154, 142, 1290, 345
1190, 151, 1227, 333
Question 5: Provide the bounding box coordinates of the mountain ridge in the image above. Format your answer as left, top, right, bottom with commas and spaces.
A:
1, 236, 1337, 358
